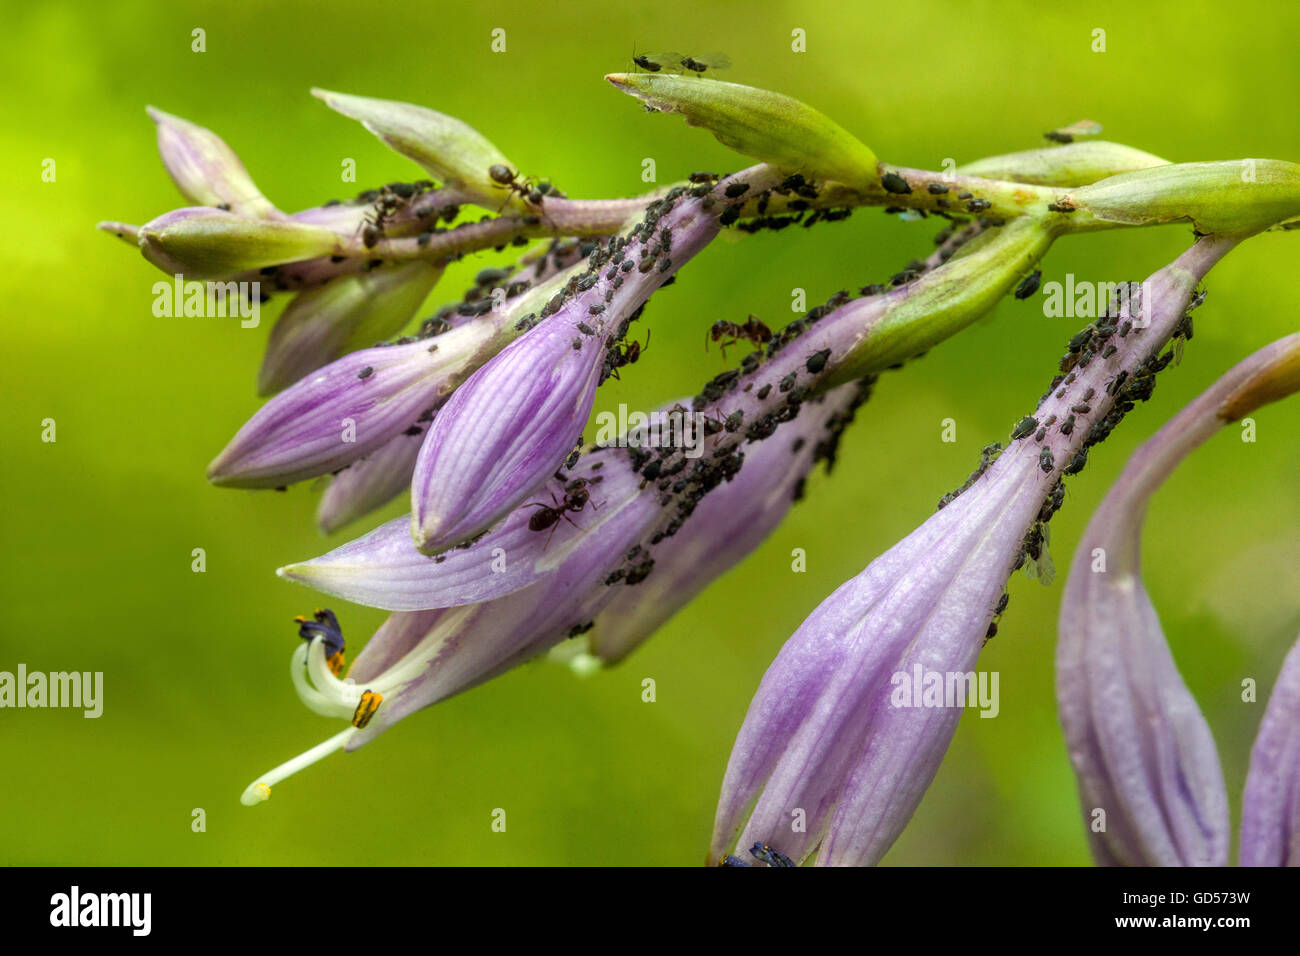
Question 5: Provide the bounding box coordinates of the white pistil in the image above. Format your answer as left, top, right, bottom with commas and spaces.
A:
239, 726, 358, 806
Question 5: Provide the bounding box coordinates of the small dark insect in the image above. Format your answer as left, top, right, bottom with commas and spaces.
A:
724, 182, 750, 198
688, 171, 718, 184
927, 183, 949, 195
1063, 448, 1089, 476
995, 593, 1010, 615
1101, 344, 1117, 358
1082, 387, 1095, 402
1047, 199, 1076, 213
576, 322, 595, 335
357, 366, 374, 380
1035, 427, 1047, 442
1060, 414, 1076, 435
805, 348, 831, 374
679, 52, 732, 74
985, 621, 998, 640
1011, 415, 1038, 440
881, 171, 913, 195
1014, 270, 1042, 300
966, 198, 992, 213
1067, 328, 1092, 353
1044, 130, 1073, 144
525, 480, 596, 547
1039, 447, 1055, 473
1071, 403, 1092, 414
632, 53, 667, 72
718, 205, 740, 226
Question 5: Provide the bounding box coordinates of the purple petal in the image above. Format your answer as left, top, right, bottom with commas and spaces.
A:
208, 324, 493, 488
409, 314, 604, 552
283, 448, 651, 609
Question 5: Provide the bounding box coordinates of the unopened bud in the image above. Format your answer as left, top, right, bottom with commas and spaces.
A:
605, 74, 878, 192
138, 207, 341, 279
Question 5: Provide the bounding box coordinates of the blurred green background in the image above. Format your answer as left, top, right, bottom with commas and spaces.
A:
3, 0, 1298, 866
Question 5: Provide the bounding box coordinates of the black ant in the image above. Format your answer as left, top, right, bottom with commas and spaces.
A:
488, 164, 547, 211
706, 315, 772, 356
525, 478, 598, 547
603, 330, 650, 380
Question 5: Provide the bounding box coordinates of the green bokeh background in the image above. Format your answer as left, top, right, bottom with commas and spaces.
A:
4, 0, 1298, 866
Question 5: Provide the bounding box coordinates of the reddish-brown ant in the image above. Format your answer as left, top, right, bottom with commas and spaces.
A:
524, 478, 598, 547
706, 315, 772, 356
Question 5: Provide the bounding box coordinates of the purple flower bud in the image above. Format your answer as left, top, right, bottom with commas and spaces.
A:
712, 236, 1244, 866
409, 170, 776, 553
208, 323, 494, 488
1058, 330, 1300, 866
147, 106, 281, 218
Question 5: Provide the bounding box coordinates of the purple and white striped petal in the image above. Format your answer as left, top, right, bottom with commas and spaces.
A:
282, 447, 652, 609
208, 322, 494, 488
409, 312, 606, 553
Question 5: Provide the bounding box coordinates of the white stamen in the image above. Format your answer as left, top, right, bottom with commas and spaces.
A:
290, 643, 354, 719
240, 726, 358, 806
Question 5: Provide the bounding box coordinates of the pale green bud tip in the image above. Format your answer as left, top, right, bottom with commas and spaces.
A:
146, 106, 279, 218
1072, 160, 1300, 235
97, 221, 141, 245
1218, 337, 1300, 422
957, 141, 1169, 187
605, 73, 878, 192
137, 207, 341, 279
311, 88, 521, 211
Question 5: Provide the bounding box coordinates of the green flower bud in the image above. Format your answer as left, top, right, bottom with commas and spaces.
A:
605, 74, 878, 191
312, 88, 522, 211
1070, 160, 1300, 235
1218, 335, 1300, 422
138, 208, 342, 279
826, 217, 1055, 384
957, 141, 1169, 187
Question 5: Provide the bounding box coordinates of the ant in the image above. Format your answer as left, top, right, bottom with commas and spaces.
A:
604, 330, 650, 380
706, 315, 772, 356
488, 163, 551, 210
525, 478, 598, 547
357, 182, 432, 249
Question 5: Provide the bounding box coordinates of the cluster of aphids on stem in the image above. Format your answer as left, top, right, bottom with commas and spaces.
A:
935, 282, 1207, 627
879, 169, 1002, 223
